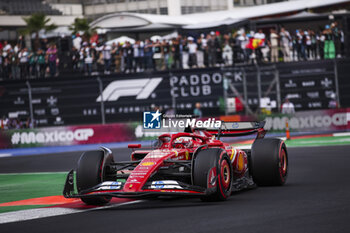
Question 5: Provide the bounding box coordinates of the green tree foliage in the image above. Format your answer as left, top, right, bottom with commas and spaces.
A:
20, 13, 57, 50
69, 18, 99, 41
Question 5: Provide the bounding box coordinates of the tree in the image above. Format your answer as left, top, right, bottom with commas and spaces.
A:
20, 13, 57, 50
69, 18, 99, 42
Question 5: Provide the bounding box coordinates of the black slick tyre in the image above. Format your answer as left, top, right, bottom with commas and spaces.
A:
76, 150, 114, 205
192, 148, 233, 201
250, 138, 288, 186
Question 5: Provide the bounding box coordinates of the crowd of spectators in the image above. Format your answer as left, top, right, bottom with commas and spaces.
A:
0, 22, 345, 79
0, 36, 58, 79
0, 116, 34, 130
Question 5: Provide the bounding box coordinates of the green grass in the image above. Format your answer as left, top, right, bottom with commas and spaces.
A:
285, 136, 350, 147
0, 173, 67, 213
233, 136, 350, 148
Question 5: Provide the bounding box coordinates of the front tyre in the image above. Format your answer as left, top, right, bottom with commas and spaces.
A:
192, 148, 233, 201
76, 149, 115, 205
250, 138, 288, 186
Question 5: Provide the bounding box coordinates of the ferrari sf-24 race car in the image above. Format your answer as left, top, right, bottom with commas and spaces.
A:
63, 121, 288, 204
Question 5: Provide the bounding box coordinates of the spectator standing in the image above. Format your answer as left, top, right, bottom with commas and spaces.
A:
171, 38, 181, 69
254, 29, 266, 63
17, 36, 25, 50
153, 40, 162, 71
207, 32, 216, 67
237, 32, 249, 63
269, 29, 279, 63
181, 38, 189, 69
331, 22, 341, 57
102, 44, 112, 74
14, 43, 21, 54
9, 51, 19, 79
18, 48, 29, 79
292, 33, 298, 61
112, 42, 122, 73
162, 40, 170, 70
144, 39, 153, 71
196, 35, 205, 68
323, 25, 335, 59
281, 98, 295, 115
280, 27, 291, 62
25, 117, 35, 129
0, 116, 9, 129
73, 34, 82, 51
187, 37, 198, 68
71, 47, 80, 72
296, 30, 306, 60
133, 40, 143, 72
36, 49, 46, 78
2, 56, 10, 79
90, 43, 98, 75
124, 41, 134, 73
28, 49, 37, 78
222, 41, 233, 66
310, 30, 317, 59
318, 31, 325, 59
2, 41, 12, 53
84, 44, 94, 76
193, 102, 202, 118
46, 44, 57, 77
305, 31, 312, 59
214, 32, 223, 65
138, 41, 145, 71
40, 38, 48, 51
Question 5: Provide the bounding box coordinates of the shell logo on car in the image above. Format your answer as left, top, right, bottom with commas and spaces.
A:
141, 162, 155, 166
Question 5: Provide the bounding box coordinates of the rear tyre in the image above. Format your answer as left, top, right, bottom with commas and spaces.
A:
250, 138, 288, 186
76, 150, 115, 205
192, 148, 233, 201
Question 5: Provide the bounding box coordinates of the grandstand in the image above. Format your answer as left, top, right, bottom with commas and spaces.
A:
0, 0, 62, 15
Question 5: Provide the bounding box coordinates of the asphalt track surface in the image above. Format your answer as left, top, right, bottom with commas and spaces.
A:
1, 145, 350, 233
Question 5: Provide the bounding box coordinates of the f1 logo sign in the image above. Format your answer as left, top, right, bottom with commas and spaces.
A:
96, 78, 163, 102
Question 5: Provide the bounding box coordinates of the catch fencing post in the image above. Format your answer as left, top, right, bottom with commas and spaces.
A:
223, 73, 229, 116
169, 71, 176, 114
255, 64, 262, 114
333, 59, 341, 107
275, 67, 281, 112
25, 81, 34, 128
242, 67, 248, 116
97, 77, 106, 124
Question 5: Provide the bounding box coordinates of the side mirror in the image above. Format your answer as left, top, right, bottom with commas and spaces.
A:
128, 144, 141, 149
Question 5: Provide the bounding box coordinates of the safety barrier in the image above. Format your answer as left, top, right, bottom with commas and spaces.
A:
0, 59, 350, 128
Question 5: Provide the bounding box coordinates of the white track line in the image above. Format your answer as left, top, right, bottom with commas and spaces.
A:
0, 154, 11, 158
333, 132, 350, 137
0, 200, 143, 224
0, 172, 68, 175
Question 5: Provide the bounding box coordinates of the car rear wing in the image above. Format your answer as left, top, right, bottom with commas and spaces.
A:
204, 121, 267, 139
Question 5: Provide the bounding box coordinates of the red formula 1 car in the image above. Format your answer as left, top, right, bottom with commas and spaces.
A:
63, 121, 288, 204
